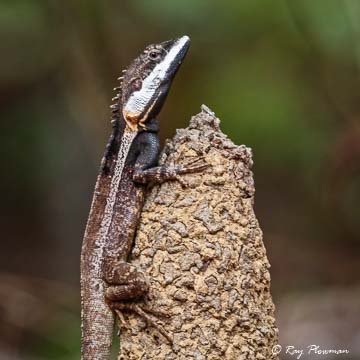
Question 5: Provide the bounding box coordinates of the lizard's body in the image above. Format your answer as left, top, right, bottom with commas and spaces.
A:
81, 121, 138, 359
81, 36, 202, 359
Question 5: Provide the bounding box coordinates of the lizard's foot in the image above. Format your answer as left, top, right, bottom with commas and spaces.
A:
175, 157, 209, 187
132, 156, 209, 185
111, 302, 173, 344
104, 262, 149, 301
178, 156, 209, 174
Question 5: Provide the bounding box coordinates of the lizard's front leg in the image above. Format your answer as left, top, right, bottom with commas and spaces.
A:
132, 158, 208, 185
132, 130, 208, 186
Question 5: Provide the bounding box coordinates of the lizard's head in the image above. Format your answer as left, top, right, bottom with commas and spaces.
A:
120, 35, 190, 131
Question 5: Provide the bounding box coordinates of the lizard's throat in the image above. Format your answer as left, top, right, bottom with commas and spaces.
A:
123, 91, 162, 131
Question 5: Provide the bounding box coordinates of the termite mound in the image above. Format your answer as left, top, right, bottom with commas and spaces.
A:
118, 106, 279, 360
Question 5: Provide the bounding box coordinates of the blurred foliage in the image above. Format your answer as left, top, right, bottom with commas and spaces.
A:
1, 0, 360, 358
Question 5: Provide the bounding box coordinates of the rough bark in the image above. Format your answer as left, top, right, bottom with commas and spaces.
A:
118, 105, 279, 360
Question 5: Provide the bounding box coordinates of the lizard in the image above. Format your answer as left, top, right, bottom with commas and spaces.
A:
80, 35, 206, 360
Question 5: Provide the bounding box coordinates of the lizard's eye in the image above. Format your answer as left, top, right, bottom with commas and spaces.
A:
148, 50, 161, 61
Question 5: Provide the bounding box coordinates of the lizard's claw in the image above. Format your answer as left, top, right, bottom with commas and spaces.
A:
115, 309, 129, 334
139, 306, 170, 318
175, 174, 189, 188
179, 156, 209, 173
173, 157, 209, 188
112, 302, 173, 345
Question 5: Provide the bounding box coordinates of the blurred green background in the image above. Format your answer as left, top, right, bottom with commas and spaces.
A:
1, 1, 360, 359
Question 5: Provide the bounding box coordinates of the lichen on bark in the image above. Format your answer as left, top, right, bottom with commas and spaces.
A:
118, 106, 279, 360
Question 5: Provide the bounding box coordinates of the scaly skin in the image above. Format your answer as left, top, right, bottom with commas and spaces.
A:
80, 36, 206, 359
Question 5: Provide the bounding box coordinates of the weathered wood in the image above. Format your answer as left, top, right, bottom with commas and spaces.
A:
118, 106, 279, 360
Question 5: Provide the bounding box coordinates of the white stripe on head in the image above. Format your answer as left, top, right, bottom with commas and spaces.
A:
123, 36, 190, 118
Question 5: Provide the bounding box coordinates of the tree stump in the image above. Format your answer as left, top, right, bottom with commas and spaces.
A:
118, 105, 279, 360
